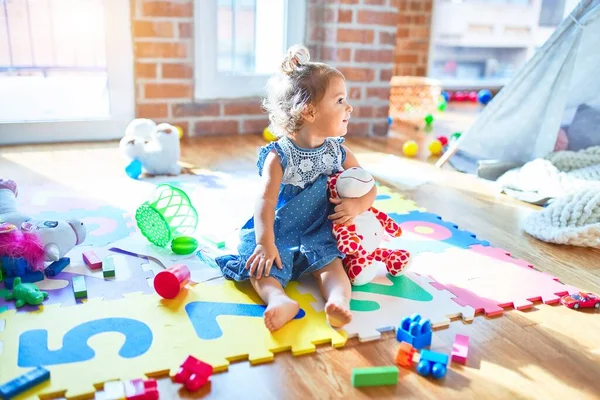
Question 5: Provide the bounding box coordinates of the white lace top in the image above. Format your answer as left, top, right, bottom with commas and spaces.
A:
258, 136, 346, 189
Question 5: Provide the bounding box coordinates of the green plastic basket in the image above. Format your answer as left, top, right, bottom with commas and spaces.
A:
135, 184, 198, 247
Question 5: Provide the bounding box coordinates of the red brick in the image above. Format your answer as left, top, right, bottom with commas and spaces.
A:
172, 102, 220, 117
373, 121, 389, 136
410, 0, 421, 11
135, 62, 157, 78
374, 105, 390, 118
364, 0, 387, 4
349, 87, 362, 100
179, 22, 192, 38
340, 0, 359, 3
338, 67, 375, 82
162, 63, 193, 79
319, 47, 352, 62
136, 103, 168, 119
354, 106, 374, 118
395, 53, 419, 64
380, 69, 393, 81
366, 87, 390, 100
133, 20, 173, 38
242, 118, 269, 134
347, 122, 369, 136
355, 49, 394, 63
338, 9, 352, 23
311, 26, 337, 42
380, 31, 396, 46
415, 67, 427, 76
397, 28, 410, 38
394, 65, 416, 75
135, 42, 188, 58
223, 101, 263, 116
337, 28, 374, 44
357, 10, 398, 26
424, 0, 433, 12
145, 83, 192, 99
194, 120, 239, 136
142, 1, 192, 17
411, 27, 430, 39
396, 40, 430, 51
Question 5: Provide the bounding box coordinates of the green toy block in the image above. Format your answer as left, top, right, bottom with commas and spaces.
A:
72, 276, 87, 299
351, 366, 399, 388
0, 266, 3, 282
102, 257, 116, 278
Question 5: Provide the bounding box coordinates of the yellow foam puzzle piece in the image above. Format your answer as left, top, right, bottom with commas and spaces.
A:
374, 185, 425, 214
0, 279, 345, 399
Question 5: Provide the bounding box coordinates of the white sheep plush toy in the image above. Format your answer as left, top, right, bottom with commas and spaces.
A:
119, 119, 182, 178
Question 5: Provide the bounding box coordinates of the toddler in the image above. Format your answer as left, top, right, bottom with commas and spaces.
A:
215, 44, 377, 332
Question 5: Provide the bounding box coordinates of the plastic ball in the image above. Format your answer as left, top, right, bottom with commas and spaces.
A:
441, 91, 450, 102
424, 114, 434, 125
437, 101, 447, 112
468, 91, 478, 102
402, 140, 418, 157
388, 116, 393, 126
477, 89, 493, 105
263, 127, 277, 142
428, 140, 443, 156
175, 125, 184, 139
437, 135, 448, 146
416, 360, 431, 376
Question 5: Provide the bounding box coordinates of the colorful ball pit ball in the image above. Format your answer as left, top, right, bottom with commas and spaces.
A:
263, 127, 277, 142
428, 140, 443, 156
403, 140, 419, 157
424, 114, 434, 125
436, 136, 448, 146
477, 89, 493, 105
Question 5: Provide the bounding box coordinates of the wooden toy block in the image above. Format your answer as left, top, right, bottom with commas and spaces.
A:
173, 355, 213, 392
451, 334, 470, 365
395, 341, 416, 368
103, 380, 125, 400
103, 256, 116, 278
44, 257, 70, 277
3, 271, 44, 289
0, 366, 50, 399
416, 350, 449, 379
123, 378, 158, 400
72, 275, 87, 299
396, 313, 432, 350
351, 366, 399, 388
82, 250, 103, 270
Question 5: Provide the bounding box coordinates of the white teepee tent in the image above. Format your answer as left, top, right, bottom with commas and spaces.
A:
437, 0, 600, 173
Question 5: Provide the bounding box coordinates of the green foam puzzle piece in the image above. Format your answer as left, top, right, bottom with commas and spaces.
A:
350, 274, 433, 312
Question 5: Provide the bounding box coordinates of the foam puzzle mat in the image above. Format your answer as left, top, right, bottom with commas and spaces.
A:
0, 181, 579, 399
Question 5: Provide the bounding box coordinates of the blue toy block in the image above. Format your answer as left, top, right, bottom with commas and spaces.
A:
396, 313, 432, 350
125, 159, 143, 179
0, 366, 50, 399
417, 349, 449, 379
1, 256, 29, 277
3, 271, 44, 289
44, 257, 70, 277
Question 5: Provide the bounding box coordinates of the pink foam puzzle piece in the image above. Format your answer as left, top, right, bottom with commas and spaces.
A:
468, 245, 534, 269
451, 334, 469, 364
409, 247, 580, 317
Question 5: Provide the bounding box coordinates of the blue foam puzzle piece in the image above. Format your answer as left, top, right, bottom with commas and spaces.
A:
389, 211, 490, 254
185, 301, 306, 340
0, 366, 50, 399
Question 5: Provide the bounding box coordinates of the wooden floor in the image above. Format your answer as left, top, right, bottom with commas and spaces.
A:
2, 131, 600, 400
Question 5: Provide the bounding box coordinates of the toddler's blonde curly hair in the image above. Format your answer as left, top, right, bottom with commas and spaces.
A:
262, 44, 344, 137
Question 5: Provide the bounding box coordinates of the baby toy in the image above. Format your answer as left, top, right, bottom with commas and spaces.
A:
327, 168, 411, 286
5, 277, 49, 308
0, 179, 87, 268
120, 119, 182, 177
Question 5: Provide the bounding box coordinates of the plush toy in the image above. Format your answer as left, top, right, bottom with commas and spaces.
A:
328, 168, 411, 286
0, 179, 86, 268
119, 119, 182, 177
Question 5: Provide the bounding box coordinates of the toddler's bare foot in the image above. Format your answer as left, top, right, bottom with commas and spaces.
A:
325, 298, 352, 328
264, 295, 299, 332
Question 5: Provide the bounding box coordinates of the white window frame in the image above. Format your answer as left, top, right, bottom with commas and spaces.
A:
194, 0, 306, 100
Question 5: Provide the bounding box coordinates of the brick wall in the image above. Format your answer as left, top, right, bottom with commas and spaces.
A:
306, 0, 400, 136
394, 0, 432, 77
130, 0, 431, 137
131, 0, 267, 137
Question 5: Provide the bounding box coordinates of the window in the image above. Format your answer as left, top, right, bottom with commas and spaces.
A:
194, 0, 306, 100
428, 0, 577, 89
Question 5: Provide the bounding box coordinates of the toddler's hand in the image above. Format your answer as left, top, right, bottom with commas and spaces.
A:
328, 197, 361, 226
246, 242, 283, 279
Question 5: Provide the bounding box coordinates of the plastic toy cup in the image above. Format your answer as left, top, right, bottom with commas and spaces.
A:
135, 184, 198, 247
154, 264, 191, 299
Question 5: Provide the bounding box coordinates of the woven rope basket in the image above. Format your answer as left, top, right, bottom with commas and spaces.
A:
389, 76, 442, 127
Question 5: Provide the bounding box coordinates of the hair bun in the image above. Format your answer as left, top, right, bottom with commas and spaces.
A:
281, 44, 310, 75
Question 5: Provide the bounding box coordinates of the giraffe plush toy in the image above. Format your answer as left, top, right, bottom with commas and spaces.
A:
328, 168, 410, 286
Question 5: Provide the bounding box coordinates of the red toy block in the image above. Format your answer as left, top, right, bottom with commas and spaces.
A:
154, 264, 190, 299
395, 341, 416, 368
123, 378, 158, 400
82, 251, 102, 270
173, 355, 213, 392
451, 334, 470, 365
